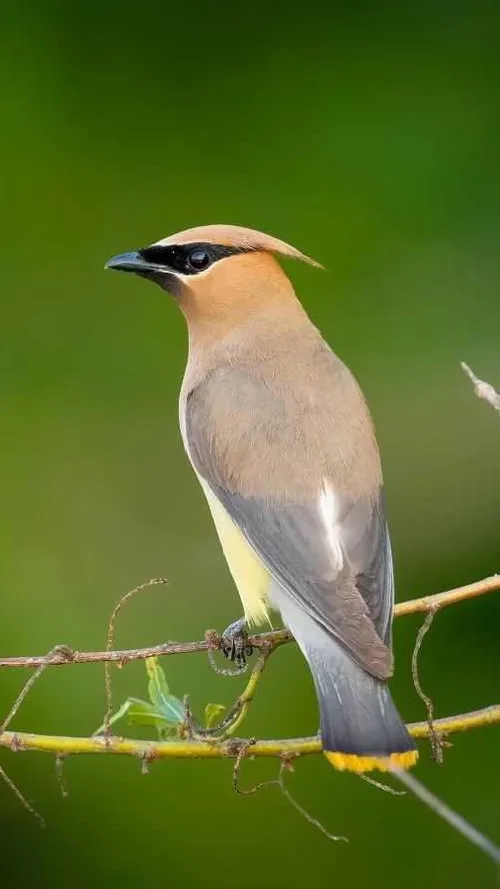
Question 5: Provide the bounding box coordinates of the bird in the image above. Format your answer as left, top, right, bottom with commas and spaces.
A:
106, 224, 418, 774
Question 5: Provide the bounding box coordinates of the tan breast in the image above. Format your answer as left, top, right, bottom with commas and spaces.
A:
181, 320, 381, 504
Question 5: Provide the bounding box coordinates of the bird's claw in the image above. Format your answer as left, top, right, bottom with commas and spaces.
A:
220, 618, 253, 667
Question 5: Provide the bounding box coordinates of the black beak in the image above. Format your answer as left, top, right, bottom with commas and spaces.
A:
105, 248, 180, 294
105, 251, 158, 275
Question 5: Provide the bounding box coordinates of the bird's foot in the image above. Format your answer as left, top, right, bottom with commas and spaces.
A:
220, 618, 253, 668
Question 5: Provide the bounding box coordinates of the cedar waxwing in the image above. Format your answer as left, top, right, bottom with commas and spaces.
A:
106, 224, 418, 773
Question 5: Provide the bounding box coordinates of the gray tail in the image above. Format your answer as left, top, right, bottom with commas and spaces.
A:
271, 585, 416, 768
311, 642, 416, 761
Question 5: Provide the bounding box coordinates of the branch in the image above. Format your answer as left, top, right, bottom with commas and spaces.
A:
0, 575, 497, 778
1, 574, 498, 669
461, 362, 500, 413
0, 705, 498, 761
1, 571, 499, 758
0, 572, 498, 864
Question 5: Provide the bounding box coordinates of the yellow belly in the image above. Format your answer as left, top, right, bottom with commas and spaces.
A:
199, 480, 272, 627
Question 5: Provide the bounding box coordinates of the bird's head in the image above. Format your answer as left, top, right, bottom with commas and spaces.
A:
106, 225, 322, 332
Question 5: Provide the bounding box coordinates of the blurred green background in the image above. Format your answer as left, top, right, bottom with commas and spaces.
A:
1, 0, 499, 885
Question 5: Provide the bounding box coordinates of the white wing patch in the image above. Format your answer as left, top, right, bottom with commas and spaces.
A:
319, 480, 344, 571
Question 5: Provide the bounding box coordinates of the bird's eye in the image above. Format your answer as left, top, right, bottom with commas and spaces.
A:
187, 248, 211, 272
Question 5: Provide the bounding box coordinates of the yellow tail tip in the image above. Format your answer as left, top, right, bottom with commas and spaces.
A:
324, 749, 419, 773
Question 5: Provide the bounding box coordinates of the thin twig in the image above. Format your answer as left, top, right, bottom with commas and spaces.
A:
277, 761, 349, 843
0, 646, 66, 826
186, 649, 272, 741
359, 774, 405, 796
232, 749, 348, 842
0, 646, 67, 733
0, 575, 497, 670
55, 755, 69, 799
0, 704, 498, 760
411, 609, 445, 763
232, 741, 262, 795
0, 765, 44, 827
461, 362, 500, 414
392, 766, 500, 866
212, 649, 272, 738
102, 578, 168, 737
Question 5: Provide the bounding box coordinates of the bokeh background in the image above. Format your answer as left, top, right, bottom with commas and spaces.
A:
1, 1, 499, 885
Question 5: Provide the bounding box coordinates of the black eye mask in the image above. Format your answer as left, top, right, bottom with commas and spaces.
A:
139, 242, 249, 276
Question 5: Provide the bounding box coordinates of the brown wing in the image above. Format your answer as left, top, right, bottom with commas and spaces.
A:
184, 371, 394, 681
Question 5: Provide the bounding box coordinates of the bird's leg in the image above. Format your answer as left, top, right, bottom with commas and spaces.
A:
220, 617, 253, 667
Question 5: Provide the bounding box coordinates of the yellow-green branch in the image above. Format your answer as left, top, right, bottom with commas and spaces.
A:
1, 705, 498, 761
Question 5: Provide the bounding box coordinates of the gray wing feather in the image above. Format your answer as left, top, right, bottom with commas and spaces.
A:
211, 484, 393, 680
185, 382, 394, 681
342, 493, 394, 646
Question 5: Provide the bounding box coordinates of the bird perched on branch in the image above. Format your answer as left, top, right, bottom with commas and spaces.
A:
106, 224, 417, 774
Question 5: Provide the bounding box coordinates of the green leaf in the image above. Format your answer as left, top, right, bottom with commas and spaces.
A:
204, 703, 226, 729
94, 700, 134, 736
145, 657, 184, 724
126, 698, 175, 727
93, 659, 185, 739
93, 697, 174, 736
